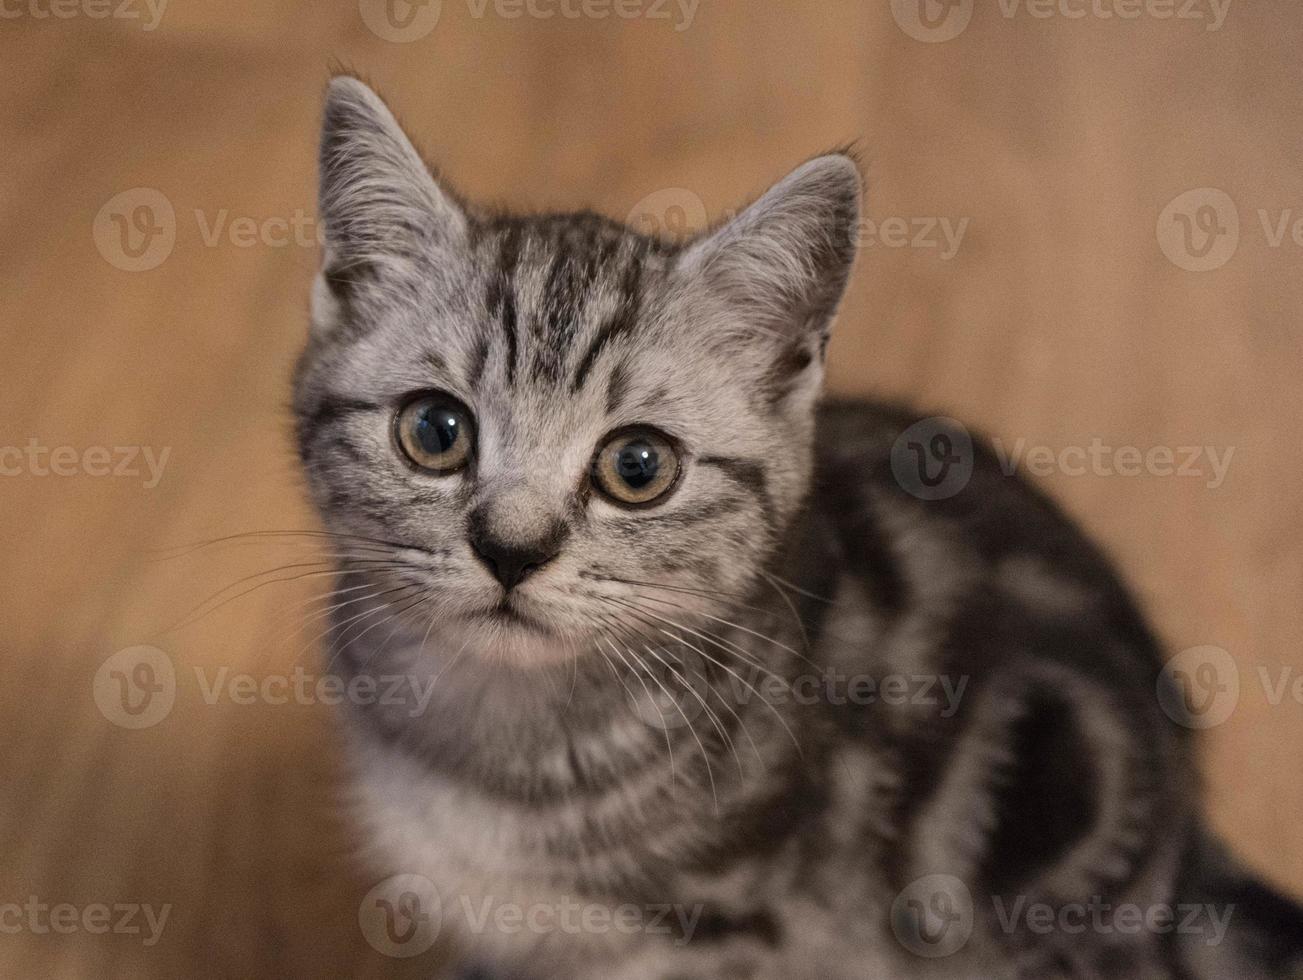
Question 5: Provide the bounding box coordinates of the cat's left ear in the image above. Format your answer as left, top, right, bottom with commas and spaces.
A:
313, 76, 467, 335
679, 154, 862, 366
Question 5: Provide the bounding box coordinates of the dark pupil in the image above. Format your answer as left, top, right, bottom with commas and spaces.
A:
415, 408, 459, 456
615, 441, 659, 489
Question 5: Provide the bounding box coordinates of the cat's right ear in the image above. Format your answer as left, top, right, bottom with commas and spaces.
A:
313, 76, 467, 336
677, 154, 862, 354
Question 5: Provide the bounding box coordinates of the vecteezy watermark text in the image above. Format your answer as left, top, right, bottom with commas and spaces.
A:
723, 669, 969, 716
463, 0, 699, 29
892, 873, 1234, 959
0, 440, 170, 488
992, 895, 1234, 946
860, 215, 969, 260
889, 418, 1234, 502
94, 646, 443, 730
633, 658, 970, 733
193, 666, 437, 717
358, 0, 699, 43
624, 189, 968, 259
991, 437, 1234, 490
0, 897, 170, 946
358, 873, 704, 959
995, 0, 1230, 31
94, 188, 332, 272
0, 0, 167, 30
460, 894, 703, 945
890, 0, 1228, 43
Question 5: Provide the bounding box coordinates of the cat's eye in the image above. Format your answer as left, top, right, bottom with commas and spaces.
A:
395, 393, 475, 474
592, 428, 681, 506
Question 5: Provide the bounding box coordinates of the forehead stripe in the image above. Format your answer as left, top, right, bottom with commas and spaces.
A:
569, 248, 645, 394
486, 225, 523, 386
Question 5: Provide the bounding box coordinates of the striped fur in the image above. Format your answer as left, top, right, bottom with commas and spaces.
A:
293, 78, 1303, 979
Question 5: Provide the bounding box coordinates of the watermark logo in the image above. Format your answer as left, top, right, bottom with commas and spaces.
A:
361, 0, 698, 39
193, 209, 325, 249
464, 0, 700, 30
991, 437, 1234, 489
626, 188, 710, 246
95, 189, 337, 271
1160, 191, 1303, 271
891, 874, 974, 958
1259, 665, 1303, 709
358, 0, 442, 41
997, 0, 1231, 31
0, 440, 170, 487
992, 895, 1234, 946
93, 188, 176, 272
861, 215, 969, 260
93, 646, 176, 729
624, 187, 968, 259
1157, 645, 1240, 729
890, 0, 973, 42
359, 874, 443, 958
630, 660, 969, 733
891, 878, 1234, 958
459, 895, 703, 943
1157, 188, 1239, 272
891, 417, 975, 501
193, 666, 437, 717
0, 0, 169, 30
0, 898, 170, 946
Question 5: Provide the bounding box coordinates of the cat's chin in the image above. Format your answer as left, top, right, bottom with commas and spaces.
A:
441, 607, 592, 671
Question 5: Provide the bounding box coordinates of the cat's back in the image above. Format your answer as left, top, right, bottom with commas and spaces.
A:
810, 396, 1163, 663
802, 399, 1199, 978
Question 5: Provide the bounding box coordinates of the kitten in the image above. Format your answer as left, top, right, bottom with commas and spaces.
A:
293, 76, 1303, 979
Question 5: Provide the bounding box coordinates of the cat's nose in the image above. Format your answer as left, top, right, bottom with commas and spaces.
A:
467, 520, 564, 592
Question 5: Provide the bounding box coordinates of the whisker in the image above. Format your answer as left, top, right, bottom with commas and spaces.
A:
599, 611, 747, 773
313, 585, 421, 673
626, 589, 822, 675
159, 558, 419, 636
429, 632, 475, 687
598, 596, 803, 758
413, 579, 445, 659
149, 528, 426, 560
324, 588, 432, 675
367, 589, 439, 673
764, 571, 837, 605
616, 593, 794, 683
601, 623, 719, 813
594, 575, 785, 621
594, 629, 678, 787
596, 574, 811, 645
594, 575, 753, 603
263, 580, 422, 668
632, 634, 751, 779
759, 570, 812, 654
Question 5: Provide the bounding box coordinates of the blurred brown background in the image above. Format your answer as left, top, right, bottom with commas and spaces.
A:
2, 0, 1302, 975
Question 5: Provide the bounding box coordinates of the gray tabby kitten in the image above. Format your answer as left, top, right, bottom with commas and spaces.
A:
294, 77, 1303, 979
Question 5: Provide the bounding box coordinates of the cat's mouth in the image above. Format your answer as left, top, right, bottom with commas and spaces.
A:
471, 597, 550, 634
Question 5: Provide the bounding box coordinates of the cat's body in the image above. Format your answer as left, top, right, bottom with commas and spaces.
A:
295, 78, 1303, 978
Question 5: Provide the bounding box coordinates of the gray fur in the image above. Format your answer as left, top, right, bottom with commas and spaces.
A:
294, 78, 1303, 979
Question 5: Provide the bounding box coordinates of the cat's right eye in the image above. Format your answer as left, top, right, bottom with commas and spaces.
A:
394, 393, 475, 474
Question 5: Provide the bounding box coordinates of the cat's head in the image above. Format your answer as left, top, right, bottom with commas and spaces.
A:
294, 77, 860, 667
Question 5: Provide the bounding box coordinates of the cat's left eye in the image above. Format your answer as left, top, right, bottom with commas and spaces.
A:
395, 393, 475, 474
592, 428, 681, 506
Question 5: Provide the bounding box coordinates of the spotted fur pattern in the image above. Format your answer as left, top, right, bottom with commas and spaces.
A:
293, 78, 1303, 979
